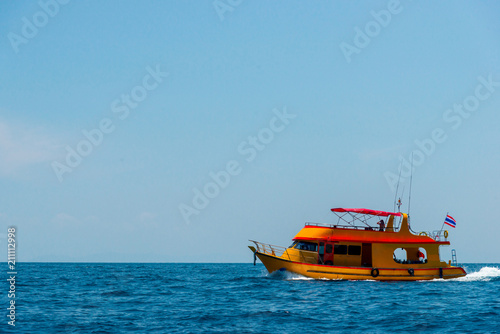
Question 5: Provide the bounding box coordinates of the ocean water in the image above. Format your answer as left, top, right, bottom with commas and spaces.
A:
3, 263, 500, 333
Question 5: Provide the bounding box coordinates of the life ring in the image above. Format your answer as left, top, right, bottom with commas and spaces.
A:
419, 232, 428, 236
371, 268, 379, 278
444, 230, 449, 238
408, 268, 414, 276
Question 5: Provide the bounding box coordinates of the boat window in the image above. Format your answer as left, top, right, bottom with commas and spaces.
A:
333, 244, 361, 256
295, 241, 317, 252
325, 244, 333, 254
288, 241, 298, 249
334, 244, 347, 255
393, 248, 407, 263
348, 245, 361, 256
393, 248, 427, 264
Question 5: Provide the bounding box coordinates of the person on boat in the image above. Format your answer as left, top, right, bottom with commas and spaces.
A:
377, 219, 385, 231
418, 250, 425, 262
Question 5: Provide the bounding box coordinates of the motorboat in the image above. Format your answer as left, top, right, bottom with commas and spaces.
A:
249, 208, 466, 280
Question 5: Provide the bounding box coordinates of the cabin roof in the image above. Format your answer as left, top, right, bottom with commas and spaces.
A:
294, 223, 450, 245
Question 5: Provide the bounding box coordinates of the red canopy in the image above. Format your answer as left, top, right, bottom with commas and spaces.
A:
331, 208, 401, 217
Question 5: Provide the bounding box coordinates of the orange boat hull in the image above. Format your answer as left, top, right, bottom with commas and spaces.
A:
252, 248, 467, 281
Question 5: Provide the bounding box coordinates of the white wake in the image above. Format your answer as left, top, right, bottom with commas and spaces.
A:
268, 270, 315, 280
453, 266, 500, 282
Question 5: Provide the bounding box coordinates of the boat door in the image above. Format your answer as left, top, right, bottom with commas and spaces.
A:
318, 242, 325, 264
323, 242, 334, 265
362, 243, 372, 267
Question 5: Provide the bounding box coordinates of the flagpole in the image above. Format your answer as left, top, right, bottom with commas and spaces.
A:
440, 212, 448, 231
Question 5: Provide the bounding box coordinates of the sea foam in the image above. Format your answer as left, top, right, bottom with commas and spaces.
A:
454, 266, 500, 282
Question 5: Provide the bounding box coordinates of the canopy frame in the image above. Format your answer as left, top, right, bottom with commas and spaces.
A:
331, 208, 401, 228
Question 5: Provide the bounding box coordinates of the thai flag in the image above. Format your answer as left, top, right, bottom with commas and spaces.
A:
444, 215, 456, 228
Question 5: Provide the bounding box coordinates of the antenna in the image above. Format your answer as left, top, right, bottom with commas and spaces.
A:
393, 162, 403, 212
397, 186, 405, 211
408, 152, 414, 221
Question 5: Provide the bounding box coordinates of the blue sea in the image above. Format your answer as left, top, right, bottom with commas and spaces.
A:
3, 263, 500, 333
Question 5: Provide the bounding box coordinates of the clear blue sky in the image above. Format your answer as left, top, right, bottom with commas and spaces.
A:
1, 1, 499, 262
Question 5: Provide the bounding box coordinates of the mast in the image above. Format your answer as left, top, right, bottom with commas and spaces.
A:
393, 162, 403, 212
408, 152, 414, 222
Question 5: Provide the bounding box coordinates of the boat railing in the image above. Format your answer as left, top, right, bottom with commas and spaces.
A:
250, 240, 290, 259
249, 240, 318, 264
306, 222, 334, 227
306, 222, 400, 232
418, 230, 449, 242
